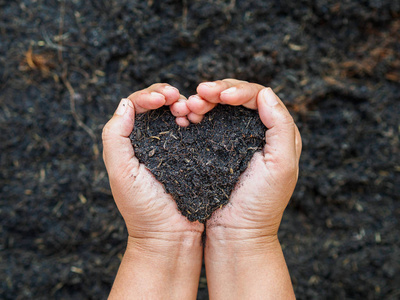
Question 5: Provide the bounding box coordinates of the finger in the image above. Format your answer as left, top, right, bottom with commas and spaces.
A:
102, 98, 139, 178
170, 95, 190, 117
187, 112, 204, 124
186, 94, 217, 115
127, 84, 180, 113
176, 116, 190, 127
196, 79, 244, 103
220, 82, 265, 109
128, 90, 166, 113
146, 83, 180, 106
258, 88, 297, 174
170, 95, 191, 127
294, 125, 302, 179
294, 125, 302, 163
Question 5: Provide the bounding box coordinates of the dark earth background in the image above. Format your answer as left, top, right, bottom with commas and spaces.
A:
1, 0, 399, 299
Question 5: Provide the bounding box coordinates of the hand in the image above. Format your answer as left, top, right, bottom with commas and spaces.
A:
102, 84, 203, 299
186, 79, 301, 299
185, 79, 301, 237
103, 83, 203, 237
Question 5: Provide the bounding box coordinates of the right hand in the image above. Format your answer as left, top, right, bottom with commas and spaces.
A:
185, 79, 302, 241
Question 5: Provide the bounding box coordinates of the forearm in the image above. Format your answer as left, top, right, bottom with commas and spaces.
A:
109, 233, 203, 300
205, 228, 295, 300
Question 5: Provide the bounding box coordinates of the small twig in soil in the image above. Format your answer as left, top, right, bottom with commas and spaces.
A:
61, 71, 98, 157
182, 0, 188, 30
41, 29, 66, 52
58, 0, 65, 63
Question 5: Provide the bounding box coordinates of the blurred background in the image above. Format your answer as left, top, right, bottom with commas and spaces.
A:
1, 0, 399, 299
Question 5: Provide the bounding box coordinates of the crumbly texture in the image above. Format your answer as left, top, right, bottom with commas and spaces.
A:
130, 105, 266, 222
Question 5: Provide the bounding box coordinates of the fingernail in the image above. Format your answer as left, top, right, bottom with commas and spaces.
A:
164, 85, 179, 92
189, 95, 201, 101
221, 87, 237, 94
201, 82, 217, 88
127, 99, 134, 108
150, 92, 163, 98
115, 98, 129, 116
262, 88, 278, 106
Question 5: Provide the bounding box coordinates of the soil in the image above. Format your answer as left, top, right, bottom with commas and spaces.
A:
130, 105, 265, 222
1, 0, 399, 299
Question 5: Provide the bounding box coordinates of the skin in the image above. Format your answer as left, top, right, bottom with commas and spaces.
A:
103, 80, 301, 299
102, 83, 203, 299
186, 79, 301, 299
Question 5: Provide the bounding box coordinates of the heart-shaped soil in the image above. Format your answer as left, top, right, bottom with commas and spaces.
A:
130, 105, 266, 222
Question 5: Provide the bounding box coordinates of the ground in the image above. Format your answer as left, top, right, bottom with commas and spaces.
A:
0, 0, 399, 299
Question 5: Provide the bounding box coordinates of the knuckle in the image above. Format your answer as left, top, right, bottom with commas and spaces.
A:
295, 125, 302, 144
101, 122, 113, 142
102, 150, 107, 163
297, 137, 303, 152
281, 113, 295, 126
268, 154, 297, 179
149, 83, 164, 89
279, 160, 298, 183
137, 90, 148, 97
214, 80, 224, 86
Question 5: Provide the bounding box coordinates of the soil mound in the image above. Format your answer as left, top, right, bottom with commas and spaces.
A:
130, 105, 265, 222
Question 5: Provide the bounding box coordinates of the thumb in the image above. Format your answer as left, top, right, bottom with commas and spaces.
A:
102, 98, 139, 178
257, 88, 297, 174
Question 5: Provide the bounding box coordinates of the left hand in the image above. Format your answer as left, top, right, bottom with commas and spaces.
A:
102, 83, 204, 243
104, 85, 204, 300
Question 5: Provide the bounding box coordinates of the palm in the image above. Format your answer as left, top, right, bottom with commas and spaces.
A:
207, 152, 296, 235
111, 160, 204, 237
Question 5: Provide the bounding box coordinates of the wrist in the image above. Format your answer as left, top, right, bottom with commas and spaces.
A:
109, 232, 203, 299
206, 233, 281, 267
126, 230, 203, 260
206, 225, 279, 256
205, 230, 295, 300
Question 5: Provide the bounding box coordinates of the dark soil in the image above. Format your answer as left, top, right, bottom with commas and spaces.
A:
130, 105, 265, 222
1, 0, 399, 299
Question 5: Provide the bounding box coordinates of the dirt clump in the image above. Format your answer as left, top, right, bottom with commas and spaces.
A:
130, 105, 265, 222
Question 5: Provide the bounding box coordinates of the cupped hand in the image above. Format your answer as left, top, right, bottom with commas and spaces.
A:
186, 79, 302, 240
102, 83, 204, 242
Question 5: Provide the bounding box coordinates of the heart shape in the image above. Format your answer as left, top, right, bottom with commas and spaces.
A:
130, 105, 266, 222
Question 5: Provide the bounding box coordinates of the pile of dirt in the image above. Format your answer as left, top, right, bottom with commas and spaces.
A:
130, 105, 265, 222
